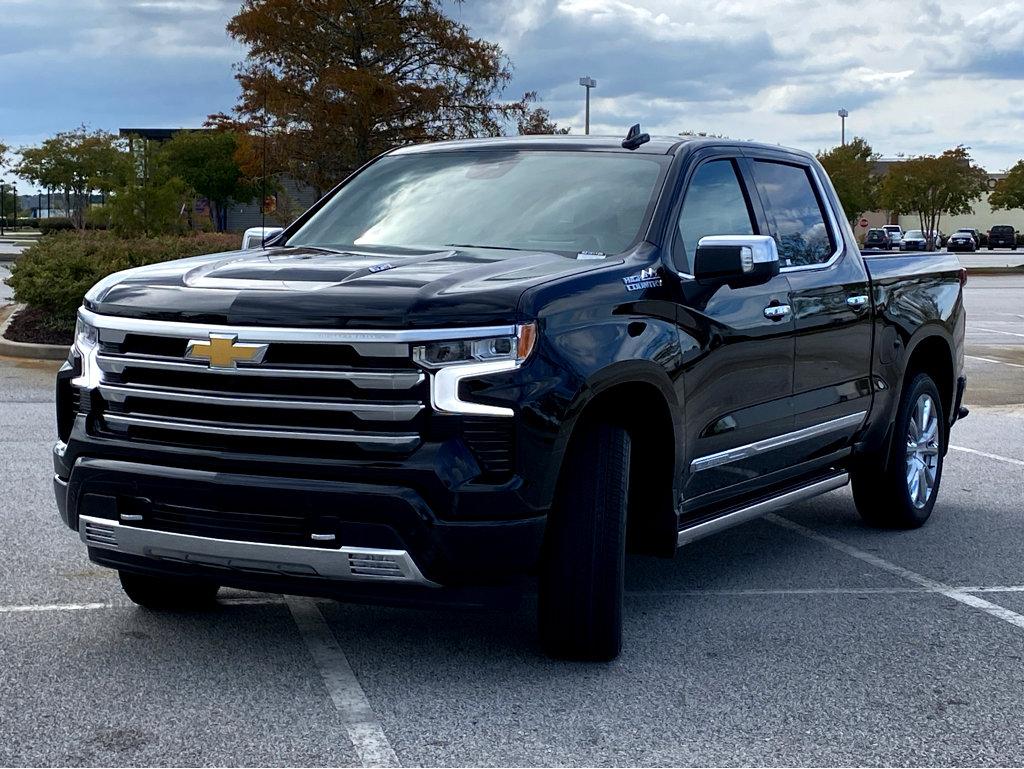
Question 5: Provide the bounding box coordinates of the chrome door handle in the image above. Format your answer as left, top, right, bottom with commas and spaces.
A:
763, 304, 791, 321
846, 295, 870, 310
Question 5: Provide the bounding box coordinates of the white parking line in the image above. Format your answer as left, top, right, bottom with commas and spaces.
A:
975, 326, 1024, 339
966, 354, 1024, 369
0, 601, 111, 614
950, 445, 1024, 467
285, 596, 400, 768
768, 514, 1024, 632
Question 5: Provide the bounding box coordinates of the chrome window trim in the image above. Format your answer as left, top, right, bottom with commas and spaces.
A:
689, 411, 866, 473
78, 307, 516, 345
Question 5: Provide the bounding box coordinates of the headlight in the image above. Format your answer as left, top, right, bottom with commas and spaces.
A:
417, 323, 537, 417
74, 313, 98, 352
414, 323, 536, 368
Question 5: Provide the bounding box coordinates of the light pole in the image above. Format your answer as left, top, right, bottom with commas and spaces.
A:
1, 181, 5, 237
579, 76, 597, 135
838, 108, 849, 146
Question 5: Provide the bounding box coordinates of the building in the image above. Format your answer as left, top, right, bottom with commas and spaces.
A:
856, 159, 1024, 237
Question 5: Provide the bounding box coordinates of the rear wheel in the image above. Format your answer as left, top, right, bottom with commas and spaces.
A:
119, 571, 220, 609
538, 423, 630, 661
852, 373, 945, 529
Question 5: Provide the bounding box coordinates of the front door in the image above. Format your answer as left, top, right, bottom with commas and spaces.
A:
666, 152, 796, 510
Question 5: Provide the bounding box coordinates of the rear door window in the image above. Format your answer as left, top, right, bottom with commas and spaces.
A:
750, 161, 836, 267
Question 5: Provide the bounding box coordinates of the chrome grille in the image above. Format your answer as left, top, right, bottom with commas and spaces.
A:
86, 327, 426, 456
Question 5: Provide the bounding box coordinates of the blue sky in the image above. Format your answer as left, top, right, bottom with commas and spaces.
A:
4, 0, 1024, 180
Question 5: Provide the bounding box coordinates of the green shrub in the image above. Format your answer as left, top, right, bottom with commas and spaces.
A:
7, 230, 242, 332
38, 217, 75, 234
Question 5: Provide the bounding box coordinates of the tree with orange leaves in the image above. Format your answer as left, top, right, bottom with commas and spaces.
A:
211, 0, 520, 196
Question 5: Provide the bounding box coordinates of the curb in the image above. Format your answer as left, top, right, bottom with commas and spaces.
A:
965, 265, 1024, 275
0, 304, 69, 361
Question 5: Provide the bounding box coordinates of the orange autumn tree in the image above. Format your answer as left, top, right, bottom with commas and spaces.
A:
212, 0, 521, 196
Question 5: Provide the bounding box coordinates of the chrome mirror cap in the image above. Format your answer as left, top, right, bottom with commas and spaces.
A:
696, 235, 779, 273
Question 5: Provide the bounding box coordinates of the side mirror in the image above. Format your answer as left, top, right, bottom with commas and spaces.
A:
242, 226, 285, 250
693, 235, 780, 286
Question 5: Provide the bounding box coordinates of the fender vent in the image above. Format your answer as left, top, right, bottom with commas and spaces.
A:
463, 418, 515, 482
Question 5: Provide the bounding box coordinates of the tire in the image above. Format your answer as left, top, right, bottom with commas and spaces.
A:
538, 423, 630, 661
119, 571, 220, 609
851, 373, 945, 529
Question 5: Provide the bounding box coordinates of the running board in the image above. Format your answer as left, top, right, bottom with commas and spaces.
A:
676, 473, 849, 547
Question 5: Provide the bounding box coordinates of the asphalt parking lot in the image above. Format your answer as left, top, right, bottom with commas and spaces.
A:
2, 275, 1023, 766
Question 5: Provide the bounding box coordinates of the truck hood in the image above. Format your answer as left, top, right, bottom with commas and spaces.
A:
85, 245, 618, 328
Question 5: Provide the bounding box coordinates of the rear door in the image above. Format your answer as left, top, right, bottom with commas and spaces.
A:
745, 150, 873, 464
667, 149, 796, 506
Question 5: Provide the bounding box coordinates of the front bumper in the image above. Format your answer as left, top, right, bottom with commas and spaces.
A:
54, 449, 547, 591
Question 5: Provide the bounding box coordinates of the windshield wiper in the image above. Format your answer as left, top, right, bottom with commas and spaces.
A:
444, 243, 531, 252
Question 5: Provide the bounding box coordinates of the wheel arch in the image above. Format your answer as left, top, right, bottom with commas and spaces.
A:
548, 363, 682, 557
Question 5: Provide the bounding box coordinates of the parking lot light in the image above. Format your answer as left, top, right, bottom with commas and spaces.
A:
838, 108, 849, 145
579, 76, 597, 135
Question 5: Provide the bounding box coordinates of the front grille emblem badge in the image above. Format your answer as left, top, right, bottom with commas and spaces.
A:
185, 334, 269, 369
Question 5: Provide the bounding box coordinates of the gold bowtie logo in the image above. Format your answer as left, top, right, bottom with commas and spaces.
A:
185, 334, 268, 369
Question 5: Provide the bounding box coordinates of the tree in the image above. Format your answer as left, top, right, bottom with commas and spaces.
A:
107, 138, 187, 236
160, 131, 256, 231
0, 140, 9, 171
878, 146, 988, 250
15, 127, 124, 229
516, 92, 569, 135
817, 137, 878, 226
988, 159, 1024, 211
213, 0, 518, 195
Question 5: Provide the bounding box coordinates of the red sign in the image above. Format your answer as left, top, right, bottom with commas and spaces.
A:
858, 218, 869, 228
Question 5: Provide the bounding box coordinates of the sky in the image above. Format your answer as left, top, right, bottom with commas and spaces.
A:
3, 0, 1024, 183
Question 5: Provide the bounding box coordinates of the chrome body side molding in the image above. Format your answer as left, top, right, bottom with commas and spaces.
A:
677, 473, 849, 547
690, 412, 866, 473
79, 515, 438, 586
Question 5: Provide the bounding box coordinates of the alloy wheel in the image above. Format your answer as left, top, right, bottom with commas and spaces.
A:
905, 393, 940, 509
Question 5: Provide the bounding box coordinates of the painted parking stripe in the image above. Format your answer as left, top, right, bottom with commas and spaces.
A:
962, 354, 1024, 370
950, 445, 1024, 468
0, 601, 112, 614
768, 514, 1024, 632
286, 596, 400, 768
974, 326, 1024, 339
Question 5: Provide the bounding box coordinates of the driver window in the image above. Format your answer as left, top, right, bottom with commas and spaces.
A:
673, 159, 755, 274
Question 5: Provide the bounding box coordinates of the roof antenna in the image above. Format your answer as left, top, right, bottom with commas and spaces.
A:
621, 123, 650, 150
260, 91, 268, 248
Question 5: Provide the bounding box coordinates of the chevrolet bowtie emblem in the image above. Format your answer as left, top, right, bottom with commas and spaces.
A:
185, 334, 269, 369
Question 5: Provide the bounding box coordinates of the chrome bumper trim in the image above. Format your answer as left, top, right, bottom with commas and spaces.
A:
79, 515, 438, 586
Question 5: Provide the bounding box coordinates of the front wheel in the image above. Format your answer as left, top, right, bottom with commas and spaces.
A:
119, 571, 220, 609
851, 373, 945, 528
538, 423, 630, 661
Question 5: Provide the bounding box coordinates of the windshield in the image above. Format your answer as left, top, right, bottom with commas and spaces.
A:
287, 150, 670, 255
884, 226, 900, 232
993, 226, 1014, 234
906, 230, 924, 238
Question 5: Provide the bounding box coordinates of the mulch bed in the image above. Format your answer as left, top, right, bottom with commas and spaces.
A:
4, 306, 74, 346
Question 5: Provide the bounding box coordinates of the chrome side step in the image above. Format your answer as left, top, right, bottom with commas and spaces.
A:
676, 473, 849, 547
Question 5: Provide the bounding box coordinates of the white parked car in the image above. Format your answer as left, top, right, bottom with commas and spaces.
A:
242, 226, 285, 249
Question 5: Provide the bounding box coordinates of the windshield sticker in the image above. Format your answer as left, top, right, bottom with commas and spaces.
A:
368, 263, 395, 273
576, 251, 607, 260
623, 267, 662, 291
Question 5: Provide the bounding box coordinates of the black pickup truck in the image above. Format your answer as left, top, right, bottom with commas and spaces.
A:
54, 133, 967, 660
